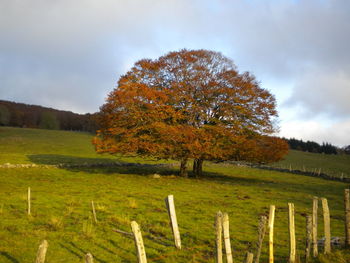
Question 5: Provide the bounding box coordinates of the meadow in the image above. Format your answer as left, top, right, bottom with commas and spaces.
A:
0, 127, 349, 262
271, 150, 350, 179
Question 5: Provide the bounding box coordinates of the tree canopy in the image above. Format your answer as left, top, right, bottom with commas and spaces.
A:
93, 49, 288, 176
0, 105, 10, 126
39, 112, 60, 130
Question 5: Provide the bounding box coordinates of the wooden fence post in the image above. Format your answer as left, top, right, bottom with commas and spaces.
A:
345, 189, 350, 247
85, 252, 94, 263
268, 205, 275, 263
254, 215, 267, 263
28, 187, 31, 215
165, 195, 181, 249
312, 197, 318, 257
321, 198, 331, 253
35, 240, 48, 263
91, 201, 97, 223
288, 203, 296, 263
244, 252, 254, 263
222, 213, 233, 263
131, 221, 147, 263
215, 211, 223, 263
305, 215, 312, 263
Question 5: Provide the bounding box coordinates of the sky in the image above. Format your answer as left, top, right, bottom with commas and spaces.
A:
0, 0, 349, 146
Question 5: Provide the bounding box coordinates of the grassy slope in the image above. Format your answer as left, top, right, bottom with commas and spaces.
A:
0, 127, 349, 263
271, 150, 350, 178
0, 127, 159, 165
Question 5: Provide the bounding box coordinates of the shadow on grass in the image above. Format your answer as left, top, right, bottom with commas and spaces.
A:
28, 154, 121, 166
28, 154, 178, 176
27, 154, 329, 194
28, 154, 277, 184
58, 243, 81, 259
59, 241, 109, 263
108, 239, 132, 262
0, 252, 19, 263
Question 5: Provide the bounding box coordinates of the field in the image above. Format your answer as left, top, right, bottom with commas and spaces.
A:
271, 150, 350, 179
0, 127, 349, 263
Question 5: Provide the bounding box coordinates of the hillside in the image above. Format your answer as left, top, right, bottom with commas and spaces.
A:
271, 150, 350, 178
0, 127, 349, 262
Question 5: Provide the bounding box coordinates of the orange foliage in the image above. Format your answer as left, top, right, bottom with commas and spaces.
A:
93, 49, 287, 176
228, 136, 289, 164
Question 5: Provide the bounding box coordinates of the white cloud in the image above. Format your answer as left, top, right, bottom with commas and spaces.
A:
279, 119, 350, 147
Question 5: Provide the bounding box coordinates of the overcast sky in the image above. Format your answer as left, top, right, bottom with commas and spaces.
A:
0, 0, 349, 146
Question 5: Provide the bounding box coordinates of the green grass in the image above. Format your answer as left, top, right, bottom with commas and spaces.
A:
271, 150, 350, 178
0, 127, 349, 263
0, 126, 162, 165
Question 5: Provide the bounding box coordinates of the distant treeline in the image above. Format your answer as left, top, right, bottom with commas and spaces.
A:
0, 100, 97, 132
284, 137, 348, 155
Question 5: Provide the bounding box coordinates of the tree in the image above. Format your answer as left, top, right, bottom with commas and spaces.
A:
39, 111, 60, 130
343, 145, 350, 155
93, 49, 287, 177
0, 105, 10, 126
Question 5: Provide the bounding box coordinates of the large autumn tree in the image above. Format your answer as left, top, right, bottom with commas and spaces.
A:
93, 49, 288, 177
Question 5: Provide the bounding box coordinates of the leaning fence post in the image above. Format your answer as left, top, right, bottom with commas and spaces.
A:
222, 213, 233, 263
91, 201, 97, 223
215, 211, 223, 263
35, 240, 48, 263
28, 187, 31, 215
305, 215, 312, 263
165, 195, 181, 249
131, 221, 147, 263
244, 252, 254, 263
85, 252, 94, 263
312, 197, 318, 257
345, 189, 350, 247
321, 198, 331, 253
268, 205, 275, 263
288, 203, 296, 263
254, 215, 267, 263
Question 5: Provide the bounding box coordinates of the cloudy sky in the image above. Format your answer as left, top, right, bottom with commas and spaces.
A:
0, 0, 349, 146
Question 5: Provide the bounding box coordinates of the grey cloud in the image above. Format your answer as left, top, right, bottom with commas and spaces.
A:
285, 67, 350, 119
0, 1, 102, 111
0, 0, 199, 112
214, 0, 350, 75
209, 0, 350, 119
0, 0, 349, 122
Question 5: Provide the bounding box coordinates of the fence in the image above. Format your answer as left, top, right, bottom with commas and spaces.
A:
13, 188, 350, 262
251, 164, 350, 183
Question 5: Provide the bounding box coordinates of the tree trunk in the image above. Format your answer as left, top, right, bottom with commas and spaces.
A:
180, 158, 188, 177
192, 159, 203, 177
197, 159, 203, 177
193, 159, 198, 176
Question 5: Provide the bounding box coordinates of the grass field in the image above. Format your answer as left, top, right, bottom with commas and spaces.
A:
0, 126, 349, 263
271, 150, 350, 179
